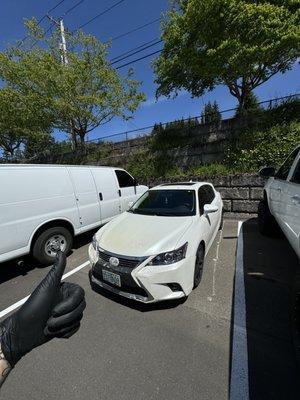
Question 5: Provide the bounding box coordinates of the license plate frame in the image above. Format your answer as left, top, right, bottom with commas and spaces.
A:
102, 269, 121, 287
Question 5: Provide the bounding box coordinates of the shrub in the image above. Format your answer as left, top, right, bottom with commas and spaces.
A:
226, 121, 300, 171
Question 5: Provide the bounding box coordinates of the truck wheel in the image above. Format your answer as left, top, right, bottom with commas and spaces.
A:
32, 227, 73, 265
193, 244, 205, 289
258, 199, 278, 236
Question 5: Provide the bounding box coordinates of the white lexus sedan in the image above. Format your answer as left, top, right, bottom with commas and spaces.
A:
89, 182, 223, 303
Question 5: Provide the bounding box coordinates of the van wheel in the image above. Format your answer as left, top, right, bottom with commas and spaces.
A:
32, 227, 73, 265
193, 244, 205, 289
258, 199, 278, 236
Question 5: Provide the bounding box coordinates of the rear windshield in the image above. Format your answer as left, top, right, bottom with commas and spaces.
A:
129, 189, 196, 216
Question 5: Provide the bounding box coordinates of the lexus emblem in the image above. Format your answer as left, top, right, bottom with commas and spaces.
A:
109, 257, 120, 267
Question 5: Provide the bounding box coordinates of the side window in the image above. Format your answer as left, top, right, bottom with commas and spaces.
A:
275, 148, 300, 181
198, 185, 215, 214
291, 159, 300, 184
115, 170, 135, 188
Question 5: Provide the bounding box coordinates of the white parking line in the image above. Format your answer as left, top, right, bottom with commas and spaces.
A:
230, 221, 249, 400
0, 260, 90, 320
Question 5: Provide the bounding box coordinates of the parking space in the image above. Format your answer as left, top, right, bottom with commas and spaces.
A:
0, 219, 299, 399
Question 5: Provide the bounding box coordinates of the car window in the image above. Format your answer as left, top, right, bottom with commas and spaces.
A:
129, 189, 196, 216
198, 185, 215, 215
275, 148, 300, 181
115, 170, 135, 188
291, 158, 300, 184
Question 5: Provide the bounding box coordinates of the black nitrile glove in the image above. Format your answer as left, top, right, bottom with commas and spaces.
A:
0, 251, 86, 367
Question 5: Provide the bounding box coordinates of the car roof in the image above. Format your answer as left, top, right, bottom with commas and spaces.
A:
150, 182, 214, 190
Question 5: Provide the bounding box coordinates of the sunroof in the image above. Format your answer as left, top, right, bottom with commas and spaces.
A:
161, 182, 196, 186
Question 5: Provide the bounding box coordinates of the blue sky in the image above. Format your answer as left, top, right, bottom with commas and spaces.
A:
0, 0, 299, 142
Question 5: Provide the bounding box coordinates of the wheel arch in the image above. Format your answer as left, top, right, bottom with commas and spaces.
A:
30, 219, 75, 253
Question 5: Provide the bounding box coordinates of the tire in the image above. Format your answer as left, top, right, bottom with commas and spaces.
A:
258, 198, 278, 236
219, 211, 224, 230
193, 244, 205, 289
32, 227, 73, 265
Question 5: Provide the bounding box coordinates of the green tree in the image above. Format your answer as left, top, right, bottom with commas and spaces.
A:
0, 87, 52, 159
154, 0, 300, 111
201, 101, 221, 125
0, 19, 145, 149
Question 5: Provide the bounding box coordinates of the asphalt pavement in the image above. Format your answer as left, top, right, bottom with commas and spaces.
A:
0, 219, 299, 400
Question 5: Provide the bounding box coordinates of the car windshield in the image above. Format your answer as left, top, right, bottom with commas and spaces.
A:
128, 189, 196, 216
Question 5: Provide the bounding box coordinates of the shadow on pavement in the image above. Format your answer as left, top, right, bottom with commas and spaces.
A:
0, 229, 96, 285
90, 279, 187, 312
242, 218, 300, 399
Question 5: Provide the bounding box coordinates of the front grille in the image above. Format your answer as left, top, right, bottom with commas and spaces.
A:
92, 262, 148, 298
98, 249, 145, 269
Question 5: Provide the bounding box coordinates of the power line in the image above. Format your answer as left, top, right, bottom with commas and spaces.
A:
74, 0, 126, 31
17, 0, 68, 47
115, 48, 162, 70
110, 38, 160, 61
62, 0, 85, 17
109, 18, 160, 43
111, 39, 162, 65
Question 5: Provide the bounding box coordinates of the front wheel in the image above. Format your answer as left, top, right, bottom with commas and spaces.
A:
193, 244, 205, 289
258, 198, 279, 236
32, 227, 73, 265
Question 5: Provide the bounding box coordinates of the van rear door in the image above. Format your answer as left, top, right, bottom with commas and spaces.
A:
90, 168, 121, 223
68, 167, 101, 230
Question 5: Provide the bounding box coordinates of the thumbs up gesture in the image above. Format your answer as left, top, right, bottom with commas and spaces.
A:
0, 252, 86, 368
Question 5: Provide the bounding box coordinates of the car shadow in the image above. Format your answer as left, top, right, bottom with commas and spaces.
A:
233, 218, 300, 399
0, 229, 96, 285
90, 280, 187, 312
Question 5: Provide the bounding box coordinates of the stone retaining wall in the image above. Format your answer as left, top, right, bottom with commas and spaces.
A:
144, 174, 266, 217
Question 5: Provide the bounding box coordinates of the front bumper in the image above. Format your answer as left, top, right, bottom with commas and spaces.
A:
88, 244, 194, 303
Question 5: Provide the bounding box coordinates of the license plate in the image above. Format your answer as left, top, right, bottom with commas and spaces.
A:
102, 269, 121, 287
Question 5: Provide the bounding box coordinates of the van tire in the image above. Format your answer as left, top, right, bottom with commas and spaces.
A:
32, 227, 73, 265
258, 199, 278, 236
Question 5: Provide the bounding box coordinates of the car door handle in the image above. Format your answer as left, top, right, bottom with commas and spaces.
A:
274, 187, 282, 192
118, 189, 121, 197
99, 192, 103, 201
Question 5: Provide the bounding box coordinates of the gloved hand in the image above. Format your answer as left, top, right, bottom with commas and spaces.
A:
0, 251, 86, 367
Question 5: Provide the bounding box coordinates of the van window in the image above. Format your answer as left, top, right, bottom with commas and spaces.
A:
275, 147, 299, 181
115, 170, 135, 188
291, 159, 300, 184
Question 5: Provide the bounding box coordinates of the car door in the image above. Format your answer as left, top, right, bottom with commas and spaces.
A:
271, 147, 300, 225
114, 169, 137, 212
198, 185, 218, 248
280, 151, 300, 256
90, 168, 121, 224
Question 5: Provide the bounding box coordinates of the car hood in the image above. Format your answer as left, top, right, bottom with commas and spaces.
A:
96, 211, 194, 257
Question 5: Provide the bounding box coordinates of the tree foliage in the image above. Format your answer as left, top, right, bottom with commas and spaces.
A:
201, 101, 221, 125
0, 87, 52, 159
154, 0, 300, 109
0, 20, 145, 149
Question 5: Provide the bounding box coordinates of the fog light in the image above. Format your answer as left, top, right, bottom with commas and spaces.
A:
166, 283, 183, 292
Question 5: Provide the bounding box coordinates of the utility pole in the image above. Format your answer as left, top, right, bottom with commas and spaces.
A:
47, 15, 68, 65
59, 19, 68, 65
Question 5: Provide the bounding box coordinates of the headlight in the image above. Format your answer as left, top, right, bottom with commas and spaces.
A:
92, 235, 98, 251
148, 243, 188, 266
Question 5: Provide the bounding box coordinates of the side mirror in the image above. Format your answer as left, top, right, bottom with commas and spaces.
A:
133, 177, 138, 186
128, 201, 134, 208
203, 204, 218, 215
259, 166, 276, 178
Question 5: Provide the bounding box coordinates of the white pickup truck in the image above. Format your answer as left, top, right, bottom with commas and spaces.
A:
258, 145, 300, 258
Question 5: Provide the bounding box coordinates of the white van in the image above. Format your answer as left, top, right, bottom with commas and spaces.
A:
0, 164, 148, 265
